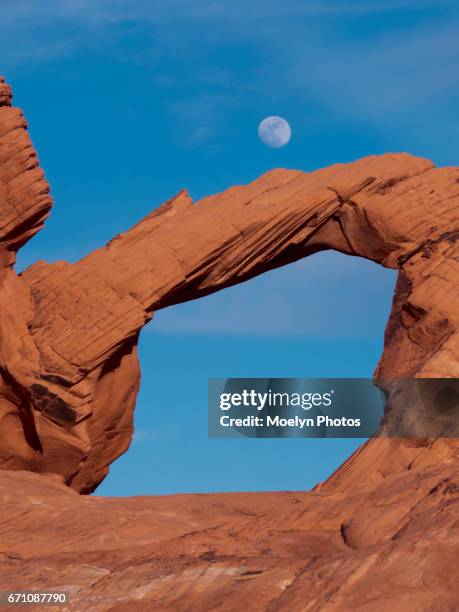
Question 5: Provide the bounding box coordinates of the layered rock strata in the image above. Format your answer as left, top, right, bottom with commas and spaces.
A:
1, 466, 459, 610
1, 77, 458, 493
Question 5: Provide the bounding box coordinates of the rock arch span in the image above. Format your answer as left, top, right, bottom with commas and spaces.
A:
0, 76, 458, 493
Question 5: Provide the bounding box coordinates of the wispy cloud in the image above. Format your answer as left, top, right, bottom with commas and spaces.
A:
284, 23, 459, 120
3, 1, 454, 56
150, 251, 396, 338
168, 93, 237, 148
133, 426, 179, 443
0, 0, 438, 28
3, 0, 458, 141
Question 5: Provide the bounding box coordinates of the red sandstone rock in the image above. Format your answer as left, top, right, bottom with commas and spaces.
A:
0, 76, 458, 609
1, 76, 457, 492
0, 467, 459, 610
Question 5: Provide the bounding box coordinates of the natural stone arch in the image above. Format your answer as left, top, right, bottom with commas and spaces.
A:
0, 76, 458, 493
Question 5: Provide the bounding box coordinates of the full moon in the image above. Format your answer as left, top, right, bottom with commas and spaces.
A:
258, 116, 291, 148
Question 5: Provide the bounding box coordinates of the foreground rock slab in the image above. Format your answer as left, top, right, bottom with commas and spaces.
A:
0, 468, 458, 611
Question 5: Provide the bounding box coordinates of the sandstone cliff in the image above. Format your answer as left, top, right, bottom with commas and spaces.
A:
0, 77, 458, 610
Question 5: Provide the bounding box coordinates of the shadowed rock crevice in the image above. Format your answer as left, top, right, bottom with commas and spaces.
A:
0, 366, 43, 453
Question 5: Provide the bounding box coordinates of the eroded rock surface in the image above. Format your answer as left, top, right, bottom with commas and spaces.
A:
0, 77, 457, 492
1, 468, 459, 610
0, 76, 458, 610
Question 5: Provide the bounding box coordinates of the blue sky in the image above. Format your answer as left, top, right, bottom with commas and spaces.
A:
3, 0, 458, 494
